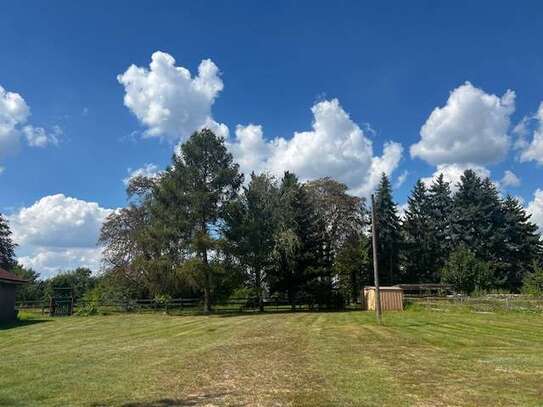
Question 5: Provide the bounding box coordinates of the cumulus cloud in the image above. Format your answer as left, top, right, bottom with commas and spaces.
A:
0, 84, 61, 164
421, 163, 491, 191
18, 248, 103, 279
123, 163, 162, 186
519, 102, 543, 165
9, 194, 113, 277
228, 99, 403, 196
118, 51, 225, 142
0, 84, 29, 156
22, 125, 61, 148
527, 189, 543, 234
500, 170, 521, 188
411, 82, 515, 166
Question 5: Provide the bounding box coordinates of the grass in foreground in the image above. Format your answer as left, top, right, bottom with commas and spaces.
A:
1, 307, 542, 406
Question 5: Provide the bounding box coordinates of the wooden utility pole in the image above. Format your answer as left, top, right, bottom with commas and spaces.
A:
371, 194, 383, 325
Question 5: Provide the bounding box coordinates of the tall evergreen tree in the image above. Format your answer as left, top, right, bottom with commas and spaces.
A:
149, 129, 243, 311
372, 173, 402, 285
427, 174, 453, 276
270, 172, 326, 308
501, 195, 543, 291
224, 173, 280, 311
402, 180, 434, 282
0, 213, 16, 270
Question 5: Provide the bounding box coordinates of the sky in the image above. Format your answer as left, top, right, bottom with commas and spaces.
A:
1, 1, 543, 277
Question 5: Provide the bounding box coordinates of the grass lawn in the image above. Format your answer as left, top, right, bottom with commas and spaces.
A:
1, 307, 543, 406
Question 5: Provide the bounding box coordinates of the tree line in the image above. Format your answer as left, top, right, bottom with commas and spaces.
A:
1, 129, 543, 309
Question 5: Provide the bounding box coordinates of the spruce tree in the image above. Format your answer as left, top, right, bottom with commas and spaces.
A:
402, 180, 434, 283
501, 195, 543, 291
373, 173, 402, 285
0, 213, 17, 270
270, 172, 326, 308
427, 174, 453, 276
223, 173, 280, 311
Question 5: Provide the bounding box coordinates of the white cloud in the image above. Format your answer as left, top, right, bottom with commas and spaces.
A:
527, 189, 543, 234
395, 170, 409, 188
228, 99, 403, 197
0, 84, 29, 156
500, 170, 521, 188
118, 51, 225, 142
18, 248, 103, 279
411, 82, 515, 166
9, 194, 113, 277
123, 163, 162, 186
0, 84, 60, 168
519, 102, 543, 165
421, 163, 491, 191
22, 125, 61, 148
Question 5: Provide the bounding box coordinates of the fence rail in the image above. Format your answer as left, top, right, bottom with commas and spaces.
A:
16, 297, 353, 316
405, 295, 543, 313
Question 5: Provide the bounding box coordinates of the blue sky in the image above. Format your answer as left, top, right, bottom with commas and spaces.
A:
1, 1, 542, 276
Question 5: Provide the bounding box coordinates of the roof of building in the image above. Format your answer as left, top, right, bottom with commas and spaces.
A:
0, 267, 28, 284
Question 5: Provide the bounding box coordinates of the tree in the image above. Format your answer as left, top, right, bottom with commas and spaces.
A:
501, 195, 543, 291
99, 174, 161, 296
372, 173, 402, 285
522, 262, 543, 296
0, 213, 16, 270
333, 234, 371, 303
12, 264, 44, 302
305, 177, 366, 255
152, 129, 243, 312
427, 174, 453, 276
441, 246, 492, 294
451, 170, 504, 263
45, 268, 97, 301
402, 180, 434, 283
269, 172, 327, 308
224, 173, 280, 311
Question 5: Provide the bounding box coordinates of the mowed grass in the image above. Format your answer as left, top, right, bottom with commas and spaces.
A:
1, 308, 543, 406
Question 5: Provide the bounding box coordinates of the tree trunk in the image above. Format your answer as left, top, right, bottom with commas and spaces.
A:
255, 268, 264, 312
202, 246, 212, 313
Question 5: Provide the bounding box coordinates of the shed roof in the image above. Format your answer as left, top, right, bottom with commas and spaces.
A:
0, 267, 28, 284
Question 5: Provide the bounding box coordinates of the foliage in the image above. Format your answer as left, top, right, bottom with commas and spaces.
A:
11, 264, 44, 302
224, 172, 280, 310
522, 262, 543, 296
44, 268, 97, 301
441, 246, 493, 294
333, 234, 371, 303
372, 173, 402, 285
0, 213, 17, 270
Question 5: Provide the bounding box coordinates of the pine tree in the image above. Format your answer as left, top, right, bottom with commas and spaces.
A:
451, 170, 506, 289
270, 172, 326, 308
501, 195, 543, 291
402, 180, 434, 283
372, 173, 402, 285
427, 174, 453, 276
0, 213, 17, 270
148, 129, 243, 311
223, 173, 280, 311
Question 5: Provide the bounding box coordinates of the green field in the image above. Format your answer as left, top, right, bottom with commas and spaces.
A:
1, 307, 543, 406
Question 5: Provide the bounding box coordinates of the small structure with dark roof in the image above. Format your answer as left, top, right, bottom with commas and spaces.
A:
0, 267, 28, 322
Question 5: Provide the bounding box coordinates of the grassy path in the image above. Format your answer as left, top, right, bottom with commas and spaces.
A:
1, 309, 542, 406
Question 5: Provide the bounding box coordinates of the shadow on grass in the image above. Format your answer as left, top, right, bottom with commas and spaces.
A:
92, 392, 231, 407
0, 318, 50, 331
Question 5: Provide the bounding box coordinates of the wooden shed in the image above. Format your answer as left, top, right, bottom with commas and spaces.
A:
0, 268, 28, 323
362, 286, 404, 311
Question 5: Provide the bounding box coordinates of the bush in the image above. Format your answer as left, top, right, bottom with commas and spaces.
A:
76, 288, 101, 316
441, 246, 493, 295
522, 263, 543, 296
